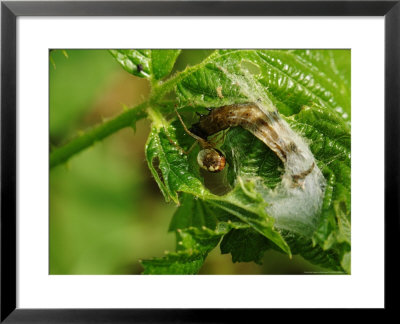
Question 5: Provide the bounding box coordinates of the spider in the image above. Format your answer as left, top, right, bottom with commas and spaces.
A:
175, 107, 226, 173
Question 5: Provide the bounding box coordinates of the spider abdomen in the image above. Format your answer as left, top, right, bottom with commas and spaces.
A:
197, 148, 226, 173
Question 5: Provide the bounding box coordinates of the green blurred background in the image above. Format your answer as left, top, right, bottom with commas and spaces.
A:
49, 49, 327, 274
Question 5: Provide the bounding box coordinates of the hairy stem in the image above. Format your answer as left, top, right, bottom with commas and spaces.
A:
50, 102, 148, 169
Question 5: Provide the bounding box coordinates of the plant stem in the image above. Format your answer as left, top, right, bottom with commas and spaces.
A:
50, 102, 148, 169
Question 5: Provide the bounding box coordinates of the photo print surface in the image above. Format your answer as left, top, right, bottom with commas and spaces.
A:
49, 49, 351, 275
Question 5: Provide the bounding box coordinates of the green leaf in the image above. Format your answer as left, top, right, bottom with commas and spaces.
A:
151, 50, 182, 80
142, 194, 249, 274
220, 228, 272, 264
222, 127, 283, 189
181, 179, 290, 257
109, 49, 181, 80
220, 227, 344, 271
109, 49, 151, 78
168, 193, 218, 231
145, 120, 206, 204
176, 50, 350, 120
141, 251, 208, 275
290, 49, 351, 118
280, 230, 344, 272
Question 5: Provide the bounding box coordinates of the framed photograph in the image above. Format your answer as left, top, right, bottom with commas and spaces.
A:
1, 0, 398, 321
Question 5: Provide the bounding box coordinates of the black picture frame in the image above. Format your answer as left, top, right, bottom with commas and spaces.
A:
1, 0, 398, 321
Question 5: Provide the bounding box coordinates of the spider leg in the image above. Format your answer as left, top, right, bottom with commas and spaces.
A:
186, 141, 198, 155
174, 106, 211, 148
163, 126, 189, 155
